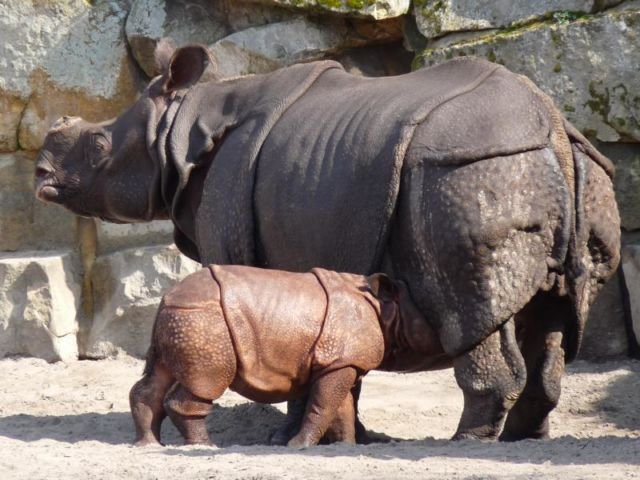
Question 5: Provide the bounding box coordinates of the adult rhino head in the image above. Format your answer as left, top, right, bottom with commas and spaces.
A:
34, 41, 211, 224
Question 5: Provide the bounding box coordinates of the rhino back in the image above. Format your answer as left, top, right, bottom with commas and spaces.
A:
253, 58, 550, 274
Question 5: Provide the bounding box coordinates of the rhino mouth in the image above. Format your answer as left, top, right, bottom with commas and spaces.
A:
34, 166, 68, 202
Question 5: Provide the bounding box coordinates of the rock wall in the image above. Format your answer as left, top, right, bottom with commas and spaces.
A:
0, 0, 637, 361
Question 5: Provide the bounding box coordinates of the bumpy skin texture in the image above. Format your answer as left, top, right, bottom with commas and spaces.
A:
130, 265, 446, 447
37, 43, 620, 442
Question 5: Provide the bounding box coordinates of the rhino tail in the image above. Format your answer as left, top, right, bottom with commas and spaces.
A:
560, 123, 620, 362
143, 343, 158, 376
143, 302, 164, 377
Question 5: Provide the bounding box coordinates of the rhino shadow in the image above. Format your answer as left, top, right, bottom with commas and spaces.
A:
166, 435, 640, 465
588, 359, 640, 432
0, 403, 285, 446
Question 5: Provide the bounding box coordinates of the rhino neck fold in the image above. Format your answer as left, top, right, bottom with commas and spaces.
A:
377, 285, 449, 372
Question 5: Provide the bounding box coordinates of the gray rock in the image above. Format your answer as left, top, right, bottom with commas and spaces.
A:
211, 16, 352, 77
0, 153, 77, 251
244, 0, 410, 20
125, 0, 230, 77
0, 94, 24, 152
216, 0, 299, 32
0, 0, 143, 151
0, 251, 81, 362
416, 8, 640, 142
95, 220, 175, 255
621, 245, 640, 351
580, 273, 629, 359
414, 0, 624, 39
211, 15, 401, 78
86, 245, 200, 358
598, 143, 640, 231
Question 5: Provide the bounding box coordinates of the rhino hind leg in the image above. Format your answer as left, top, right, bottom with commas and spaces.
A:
452, 318, 526, 440
129, 362, 175, 446
287, 367, 358, 449
500, 294, 568, 441
164, 383, 216, 445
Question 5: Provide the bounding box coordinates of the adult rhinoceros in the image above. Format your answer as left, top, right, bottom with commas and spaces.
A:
35, 42, 620, 442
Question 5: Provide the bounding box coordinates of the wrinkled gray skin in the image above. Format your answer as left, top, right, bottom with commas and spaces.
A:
35, 41, 620, 443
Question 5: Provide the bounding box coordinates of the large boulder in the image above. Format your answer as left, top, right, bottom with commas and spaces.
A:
415, 6, 640, 143
621, 245, 640, 353
414, 0, 624, 39
0, 0, 143, 151
95, 221, 174, 255
0, 251, 81, 362
580, 274, 629, 359
211, 15, 401, 77
0, 153, 77, 251
125, 0, 230, 78
244, 0, 410, 20
86, 245, 200, 358
598, 143, 640, 232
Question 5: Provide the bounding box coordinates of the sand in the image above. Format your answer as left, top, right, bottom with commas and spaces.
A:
0, 356, 638, 479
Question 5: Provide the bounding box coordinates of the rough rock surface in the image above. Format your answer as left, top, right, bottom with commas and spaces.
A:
600, 143, 640, 231
95, 221, 174, 255
621, 245, 640, 349
0, 153, 76, 251
416, 6, 640, 142
86, 245, 200, 359
581, 275, 629, 358
0, 0, 143, 151
125, 0, 230, 77
210, 15, 400, 77
414, 0, 624, 39
245, 0, 410, 20
0, 251, 80, 362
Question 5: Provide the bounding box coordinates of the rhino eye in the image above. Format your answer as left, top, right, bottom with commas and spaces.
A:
88, 133, 111, 168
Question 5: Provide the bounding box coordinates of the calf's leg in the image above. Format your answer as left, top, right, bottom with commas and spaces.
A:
453, 318, 527, 440
129, 359, 175, 446
288, 367, 358, 448
164, 384, 216, 445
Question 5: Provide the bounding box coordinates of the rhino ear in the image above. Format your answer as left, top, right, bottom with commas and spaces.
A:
368, 274, 397, 302
163, 45, 211, 93
153, 38, 177, 77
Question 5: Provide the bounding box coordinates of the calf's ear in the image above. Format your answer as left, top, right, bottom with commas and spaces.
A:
163, 44, 211, 93
367, 274, 398, 302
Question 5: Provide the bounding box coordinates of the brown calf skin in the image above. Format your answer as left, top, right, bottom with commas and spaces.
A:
130, 264, 449, 448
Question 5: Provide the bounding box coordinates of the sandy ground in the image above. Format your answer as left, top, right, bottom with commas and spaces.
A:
0, 356, 638, 480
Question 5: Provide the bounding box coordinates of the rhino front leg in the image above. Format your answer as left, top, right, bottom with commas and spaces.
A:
453, 318, 527, 440
501, 295, 567, 441
164, 384, 214, 445
288, 367, 358, 449
273, 381, 367, 446
323, 385, 358, 444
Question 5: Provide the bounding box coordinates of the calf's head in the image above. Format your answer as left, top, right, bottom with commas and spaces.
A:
34, 41, 211, 223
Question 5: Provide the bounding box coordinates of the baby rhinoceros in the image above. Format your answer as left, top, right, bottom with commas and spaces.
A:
130, 264, 447, 448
